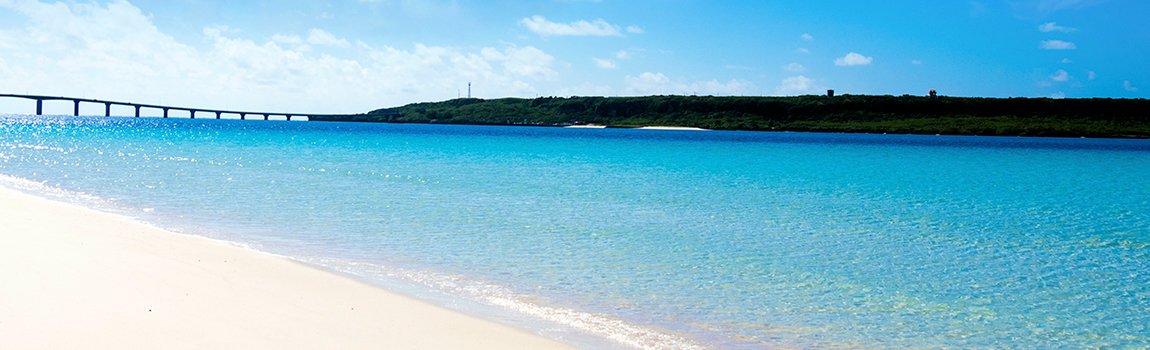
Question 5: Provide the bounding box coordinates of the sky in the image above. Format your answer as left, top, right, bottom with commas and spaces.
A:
0, 0, 1147, 115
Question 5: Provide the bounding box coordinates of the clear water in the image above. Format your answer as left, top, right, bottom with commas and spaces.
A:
2, 115, 1148, 348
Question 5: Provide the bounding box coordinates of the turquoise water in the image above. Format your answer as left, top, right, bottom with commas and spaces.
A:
2, 115, 1148, 348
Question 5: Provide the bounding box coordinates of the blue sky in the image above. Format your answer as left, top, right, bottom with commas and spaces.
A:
0, 0, 1146, 114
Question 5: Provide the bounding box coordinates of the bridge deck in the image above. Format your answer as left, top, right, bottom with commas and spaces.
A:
0, 94, 354, 120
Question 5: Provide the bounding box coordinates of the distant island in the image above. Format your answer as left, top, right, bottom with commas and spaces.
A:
310, 95, 1150, 139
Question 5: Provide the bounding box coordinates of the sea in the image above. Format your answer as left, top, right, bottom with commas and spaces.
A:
1, 115, 1148, 349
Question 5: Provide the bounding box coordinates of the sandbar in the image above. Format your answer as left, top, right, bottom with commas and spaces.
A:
0, 186, 573, 349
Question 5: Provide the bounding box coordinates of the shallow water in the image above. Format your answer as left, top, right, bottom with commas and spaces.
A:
2, 115, 1148, 348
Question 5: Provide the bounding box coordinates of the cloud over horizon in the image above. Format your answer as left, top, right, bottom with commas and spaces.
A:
775, 75, 815, 95
0, 1, 567, 113
835, 52, 874, 66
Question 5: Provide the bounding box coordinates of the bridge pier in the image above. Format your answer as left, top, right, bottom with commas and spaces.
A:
3, 94, 326, 121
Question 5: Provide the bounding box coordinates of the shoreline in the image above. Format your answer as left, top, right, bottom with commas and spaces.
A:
0, 186, 575, 349
636, 126, 710, 131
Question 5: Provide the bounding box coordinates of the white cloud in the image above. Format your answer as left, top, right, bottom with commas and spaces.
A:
1088, 71, 1096, 80
271, 33, 304, 45
271, 29, 349, 49
911, 60, 924, 65
835, 52, 873, 66
519, 15, 622, 37
626, 25, 644, 34
625, 72, 670, 92
1040, 40, 1077, 50
623, 72, 755, 96
0, 0, 564, 113
307, 29, 350, 47
1050, 69, 1070, 82
774, 75, 815, 95
1124, 80, 1138, 92
1060, 58, 1073, 63
1038, 22, 1077, 32
784, 63, 806, 73
801, 33, 814, 41
478, 45, 557, 79
593, 58, 616, 69
615, 50, 632, 60
1050, 91, 1066, 99
796, 48, 810, 54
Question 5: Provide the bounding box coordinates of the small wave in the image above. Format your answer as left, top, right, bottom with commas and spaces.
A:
308, 257, 706, 350
0, 173, 111, 206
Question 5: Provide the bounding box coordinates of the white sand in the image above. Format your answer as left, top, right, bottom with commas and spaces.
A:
636, 126, 710, 131
0, 187, 573, 350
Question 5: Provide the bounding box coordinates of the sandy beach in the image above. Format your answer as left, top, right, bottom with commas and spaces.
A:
0, 186, 573, 349
636, 126, 710, 131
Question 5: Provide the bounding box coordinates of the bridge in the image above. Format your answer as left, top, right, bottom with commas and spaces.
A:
0, 94, 354, 121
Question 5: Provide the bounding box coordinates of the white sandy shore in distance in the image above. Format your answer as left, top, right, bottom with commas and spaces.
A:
0, 186, 573, 350
636, 126, 710, 131
565, 125, 710, 130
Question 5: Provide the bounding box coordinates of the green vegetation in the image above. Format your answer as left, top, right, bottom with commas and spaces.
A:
311, 95, 1150, 138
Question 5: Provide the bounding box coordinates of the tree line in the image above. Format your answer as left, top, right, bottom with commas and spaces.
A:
310, 95, 1150, 138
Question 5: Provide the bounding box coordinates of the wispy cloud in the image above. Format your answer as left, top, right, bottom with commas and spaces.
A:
800, 33, 814, 41
1039, 22, 1077, 33
784, 63, 806, 73
1040, 40, 1077, 50
520, 15, 623, 37
592, 58, 616, 69
1050, 69, 1070, 82
835, 52, 873, 66
775, 75, 815, 95
1124, 80, 1139, 92
623, 72, 755, 96
1011, 0, 1111, 16
969, 1, 988, 16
